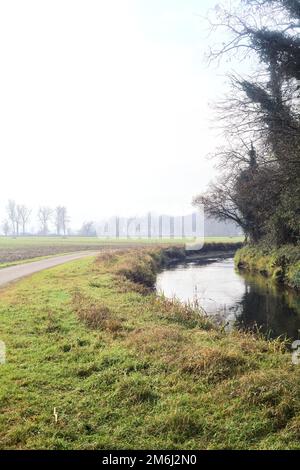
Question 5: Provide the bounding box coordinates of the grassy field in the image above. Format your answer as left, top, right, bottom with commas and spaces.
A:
0, 248, 299, 450
0, 236, 244, 267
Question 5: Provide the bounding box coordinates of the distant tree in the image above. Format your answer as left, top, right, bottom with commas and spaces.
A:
15, 206, 23, 236
194, 0, 300, 245
79, 221, 96, 237
55, 206, 69, 236
6, 200, 17, 236
17, 205, 31, 235
1, 220, 10, 237
61, 207, 70, 236
54, 207, 61, 235
60, 207, 69, 236
38, 206, 52, 235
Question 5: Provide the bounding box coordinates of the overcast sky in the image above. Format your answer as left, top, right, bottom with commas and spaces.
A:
0, 0, 236, 230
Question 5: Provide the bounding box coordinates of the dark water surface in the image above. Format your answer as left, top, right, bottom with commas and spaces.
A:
156, 257, 300, 340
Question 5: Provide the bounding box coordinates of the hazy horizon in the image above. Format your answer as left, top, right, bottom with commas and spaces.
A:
1, 0, 240, 230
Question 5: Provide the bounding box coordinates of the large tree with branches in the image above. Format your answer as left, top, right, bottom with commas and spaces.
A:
194, 0, 300, 245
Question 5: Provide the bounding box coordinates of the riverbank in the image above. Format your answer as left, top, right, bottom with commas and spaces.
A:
235, 245, 300, 290
161, 241, 243, 266
1, 248, 300, 449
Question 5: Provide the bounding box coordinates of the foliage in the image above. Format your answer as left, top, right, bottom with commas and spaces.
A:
194, 0, 300, 246
235, 244, 300, 289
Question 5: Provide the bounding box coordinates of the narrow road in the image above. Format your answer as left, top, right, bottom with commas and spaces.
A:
0, 251, 100, 288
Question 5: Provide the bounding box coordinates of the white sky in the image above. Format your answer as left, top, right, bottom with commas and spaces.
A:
0, 0, 235, 230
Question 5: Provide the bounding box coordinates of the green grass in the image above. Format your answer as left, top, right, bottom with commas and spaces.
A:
235, 244, 300, 290
0, 236, 244, 247
1, 248, 298, 450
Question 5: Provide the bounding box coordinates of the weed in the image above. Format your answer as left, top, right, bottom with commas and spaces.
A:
72, 291, 122, 332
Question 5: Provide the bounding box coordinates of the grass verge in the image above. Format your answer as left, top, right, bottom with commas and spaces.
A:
0, 248, 299, 449
235, 244, 300, 290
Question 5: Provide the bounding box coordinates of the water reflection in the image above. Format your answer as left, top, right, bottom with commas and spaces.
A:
156, 257, 300, 340
235, 272, 300, 339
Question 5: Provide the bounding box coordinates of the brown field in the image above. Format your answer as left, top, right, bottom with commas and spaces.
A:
0, 236, 243, 267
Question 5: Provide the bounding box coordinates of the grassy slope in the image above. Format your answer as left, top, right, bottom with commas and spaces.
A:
0, 249, 299, 450
235, 245, 300, 290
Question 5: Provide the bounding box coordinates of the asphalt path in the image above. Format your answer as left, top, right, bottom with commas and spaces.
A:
0, 251, 100, 288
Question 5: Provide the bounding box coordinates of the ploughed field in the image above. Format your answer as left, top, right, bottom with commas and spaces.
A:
0, 236, 243, 267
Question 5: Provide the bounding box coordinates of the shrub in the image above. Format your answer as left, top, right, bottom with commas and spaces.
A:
113, 251, 159, 288
72, 291, 122, 331
179, 347, 248, 383
153, 296, 213, 330
235, 244, 300, 289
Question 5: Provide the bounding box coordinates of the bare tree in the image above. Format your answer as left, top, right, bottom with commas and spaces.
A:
17, 205, 31, 235
38, 207, 52, 235
79, 221, 96, 236
194, 0, 300, 245
54, 206, 62, 236
55, 206, 69, 236
16, 206, 22, 236
1, 220, 10, 237
6, 200, 17, 236
60, 207, 69, 236
194, 176, 246, 229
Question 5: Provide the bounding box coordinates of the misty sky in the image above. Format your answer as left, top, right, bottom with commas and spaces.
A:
0, 0, 236, 230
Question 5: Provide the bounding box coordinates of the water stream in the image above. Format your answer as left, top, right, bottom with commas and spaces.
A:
156, 256, 300, 340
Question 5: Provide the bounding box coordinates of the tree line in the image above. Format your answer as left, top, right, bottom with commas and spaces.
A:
194, 0, 300, 246
1, 200, 96, 237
